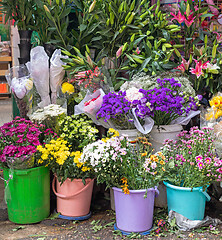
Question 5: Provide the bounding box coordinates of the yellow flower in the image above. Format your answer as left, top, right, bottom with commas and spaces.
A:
160, 160, 165, 165
82, 166, 90, 172
162, 167, 165, 172
61, 82, 75, 94
215, 109, 222, 119
141, 152, 147, 157
77, 162, 83, 168
108, 128, 119, 137
209, 96, 221, 108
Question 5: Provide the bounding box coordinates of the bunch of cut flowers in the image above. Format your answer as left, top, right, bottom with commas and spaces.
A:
29, 104, 67, 134
58, 114, 99, 152
161, 126, 222, 189
80, 129, 165, 193
132, 78, 201, 126
0, 117, 56, 169
37, 138, 94, 184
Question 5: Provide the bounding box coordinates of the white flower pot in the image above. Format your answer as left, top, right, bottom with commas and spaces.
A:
118, 129, 142, 141
149, 124, 183, 152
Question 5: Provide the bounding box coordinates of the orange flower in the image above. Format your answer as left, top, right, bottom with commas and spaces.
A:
121, 177, 128, 184
141, 152, 147, 157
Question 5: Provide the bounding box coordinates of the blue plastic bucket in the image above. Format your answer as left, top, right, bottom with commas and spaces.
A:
163, 181, 211, 220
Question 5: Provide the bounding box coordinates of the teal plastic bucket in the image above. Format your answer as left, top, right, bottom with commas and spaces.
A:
163, 181, 210, 220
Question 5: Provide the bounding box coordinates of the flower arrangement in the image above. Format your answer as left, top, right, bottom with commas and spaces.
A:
58, 114, 99, 151
37, 138, 94, 184
80, 132, 165, 193
120, 71, 196, 97
29, 104, 67, 134
161, 126, 222, 189
205, 94, 222, 121
133, 78, 201, 126
96, 90, 136, 129
0, 117, 56, 169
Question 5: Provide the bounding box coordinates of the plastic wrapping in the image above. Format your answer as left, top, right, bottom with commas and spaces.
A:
50, 49, 67, 104
75, 88, 200, 134
6, 155, 34, 170
5, 65, 33, 118
168, 210, 222, 231
27, 46, 50, 108
200, 93, 222, 157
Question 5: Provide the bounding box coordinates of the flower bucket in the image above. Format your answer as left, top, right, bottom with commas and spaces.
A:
149, 124, 183, 152
3, 166, 50, 224
118, 129, 141, 141
113, 187, 159, 233
52, 177, 94, 217
163, 181, 211, 220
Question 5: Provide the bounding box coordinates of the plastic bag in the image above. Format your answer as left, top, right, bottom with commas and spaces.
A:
5, 65, 33, 118
50, 49, 67, 104
27, 46, 50, 108
168, 210, 222, 231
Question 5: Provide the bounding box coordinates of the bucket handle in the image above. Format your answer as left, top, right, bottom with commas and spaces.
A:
199, 189, 211, 202
52, 177, 94, 199
154, 186, 159, 198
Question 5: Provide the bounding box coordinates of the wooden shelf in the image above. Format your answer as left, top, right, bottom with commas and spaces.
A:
0, 69, 8, 76
0, 56, 12, 62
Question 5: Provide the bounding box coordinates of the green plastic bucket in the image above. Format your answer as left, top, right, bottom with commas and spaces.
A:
163, 181, 211, 220
3, 166, 50, 224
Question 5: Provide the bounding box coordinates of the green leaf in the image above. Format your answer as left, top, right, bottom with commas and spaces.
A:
79, 24, 87, 32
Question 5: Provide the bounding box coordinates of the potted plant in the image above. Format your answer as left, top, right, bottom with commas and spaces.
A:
131, 77, 202, 151
161, 126, 222, 220
1, 0, 36, 63
0, 117, 56, 224
37, 114, 98, 219
80, 134, 165, 234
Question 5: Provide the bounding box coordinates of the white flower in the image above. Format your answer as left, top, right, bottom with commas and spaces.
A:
125, 87, 144, 102
206, 63, 220, 70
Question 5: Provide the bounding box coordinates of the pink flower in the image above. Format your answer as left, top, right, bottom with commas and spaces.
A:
136, 47, 141, 54
176, 63, 185, 73
198, 161, 204, 169
205, 157, 212, 164
171, 11, 186, 23
214, 32, 222, 43
116, 46, 123, 58
195, 155, 203, 162
185, 18, 195, 27
190, 61, 204, 78
182, 58, 190, 70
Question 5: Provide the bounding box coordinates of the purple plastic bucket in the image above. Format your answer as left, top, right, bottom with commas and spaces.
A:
113, 187, 159, 232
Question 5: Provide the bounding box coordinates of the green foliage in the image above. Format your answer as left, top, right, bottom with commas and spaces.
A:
0, 0, 36, 30
122, 0, 182, 76
34, 0, 73, 50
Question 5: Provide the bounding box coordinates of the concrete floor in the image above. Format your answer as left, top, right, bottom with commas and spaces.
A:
0, 98, 12, 126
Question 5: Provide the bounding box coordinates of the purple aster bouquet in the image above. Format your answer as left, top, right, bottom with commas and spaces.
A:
161, 126, 222, 189
96, 91, 135, 129
133, 78, 201, 126
0, 117, 57, 169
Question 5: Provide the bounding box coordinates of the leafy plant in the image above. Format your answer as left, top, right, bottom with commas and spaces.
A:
35, 0, 73, 50
120, 0, 183, 76
0, 0, 36, 30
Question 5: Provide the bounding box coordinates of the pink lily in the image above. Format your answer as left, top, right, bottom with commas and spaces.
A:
185, 18, 195, 27
116, 45, 123, 58
190, 61, 204, 78
170, 10, 186, 24
176, 63, 185, 73
182, 58, 190, 70
213, 32, 222, 43
193, 59, 209, 70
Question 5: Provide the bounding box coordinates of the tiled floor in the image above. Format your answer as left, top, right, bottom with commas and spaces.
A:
0, 98, 13, 126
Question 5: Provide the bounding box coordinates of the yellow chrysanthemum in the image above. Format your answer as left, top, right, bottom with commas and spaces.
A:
61, 82, 75, 94
209, 96, 222, 108
108, 128, 119, 137
82, 166, 90, 172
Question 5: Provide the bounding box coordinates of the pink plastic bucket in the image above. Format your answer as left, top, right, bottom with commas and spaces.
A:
52, 177, 94, 217
113, 187, 159, 232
